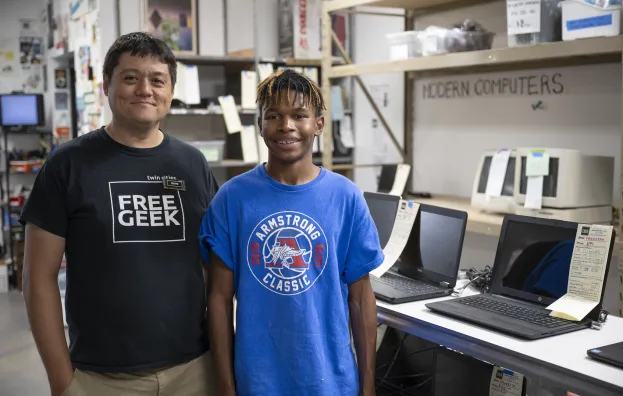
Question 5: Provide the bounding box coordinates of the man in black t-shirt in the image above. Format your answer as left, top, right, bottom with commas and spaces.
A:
21, 32, 218, 396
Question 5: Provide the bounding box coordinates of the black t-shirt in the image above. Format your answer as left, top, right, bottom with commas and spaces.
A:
20, 127, 219, 373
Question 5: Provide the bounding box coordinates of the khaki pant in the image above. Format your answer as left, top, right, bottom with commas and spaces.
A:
61, 352, 216, 396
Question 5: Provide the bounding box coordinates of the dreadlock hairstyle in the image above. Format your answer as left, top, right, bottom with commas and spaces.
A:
256, 69, 326, 117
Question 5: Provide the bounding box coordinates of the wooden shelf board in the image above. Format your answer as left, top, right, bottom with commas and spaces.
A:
329, 37, 623, 78
324, 0, 495, 13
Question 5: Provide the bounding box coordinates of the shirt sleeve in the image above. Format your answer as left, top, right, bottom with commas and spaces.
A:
198, 187, 235, 271
342, 191, 384, 284
19, 158, 68, 238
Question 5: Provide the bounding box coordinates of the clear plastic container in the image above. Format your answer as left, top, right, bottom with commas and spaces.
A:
417, 27, 495, 56
189, 140, 225, 163
386, 31, 420, 60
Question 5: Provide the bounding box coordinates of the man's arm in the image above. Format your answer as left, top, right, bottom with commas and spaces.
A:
208, 252, 236, 396
22, 223, 72, 396
349, 274, 378, 396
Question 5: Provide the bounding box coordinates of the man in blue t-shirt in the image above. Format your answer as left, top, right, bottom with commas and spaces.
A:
199, 69, 384, 396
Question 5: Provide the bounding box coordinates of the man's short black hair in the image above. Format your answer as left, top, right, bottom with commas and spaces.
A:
103, 32, 177, 88
256, 69, 326, 117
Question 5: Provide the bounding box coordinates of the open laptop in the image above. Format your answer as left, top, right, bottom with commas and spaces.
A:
364, 194, 468, 304
426, 214, 616, 340
364, 192, 400, 249
587, 342, 623, 369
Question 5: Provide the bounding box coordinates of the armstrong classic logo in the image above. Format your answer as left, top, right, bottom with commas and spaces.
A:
247, 211, 328, 296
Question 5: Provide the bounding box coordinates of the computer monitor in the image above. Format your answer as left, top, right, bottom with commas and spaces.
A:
0, 93, 45, 127
397, 204, 467, 288
377, 164, 411, 197
363, 192, 400, 249
490, 215, 614, 322
514, 148, 614, 209
471, 150, 517, 214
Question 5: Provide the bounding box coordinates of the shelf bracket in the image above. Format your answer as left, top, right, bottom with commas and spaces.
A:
330, 29, 406, 162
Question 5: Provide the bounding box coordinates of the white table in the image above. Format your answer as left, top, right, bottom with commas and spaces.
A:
376, 297, 623, 396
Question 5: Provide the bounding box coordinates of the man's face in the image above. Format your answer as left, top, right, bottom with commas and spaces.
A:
103, 52, 173, 126
258, 92, 324, 164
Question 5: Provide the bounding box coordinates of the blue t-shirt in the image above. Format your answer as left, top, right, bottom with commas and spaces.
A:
199, 164, 384, 396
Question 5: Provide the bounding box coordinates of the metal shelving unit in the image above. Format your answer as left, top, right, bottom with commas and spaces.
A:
321, 0, 623, 316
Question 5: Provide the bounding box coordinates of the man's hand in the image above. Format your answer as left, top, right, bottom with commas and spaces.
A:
22, 223, 73, 396
349, 274, 377, 396
208, 253, 237, 396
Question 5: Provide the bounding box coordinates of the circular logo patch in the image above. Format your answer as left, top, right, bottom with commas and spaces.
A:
247, 211, 328, 296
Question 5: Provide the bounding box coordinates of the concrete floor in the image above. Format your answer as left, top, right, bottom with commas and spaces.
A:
0, 291, 51, 396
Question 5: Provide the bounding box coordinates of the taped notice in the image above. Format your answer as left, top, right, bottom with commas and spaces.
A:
547, 224, 613, 321
371, 200, 419, 278
485, 149, 511, 197
490, 366, 524, 396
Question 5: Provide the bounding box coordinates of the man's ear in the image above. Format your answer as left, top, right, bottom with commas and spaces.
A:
257, 117, 263, 137
315, 115, 324, 136
103, 75, 109, 96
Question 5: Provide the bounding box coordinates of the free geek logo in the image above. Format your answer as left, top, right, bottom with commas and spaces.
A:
247, 211, 328, 296
109, 181, 185, 243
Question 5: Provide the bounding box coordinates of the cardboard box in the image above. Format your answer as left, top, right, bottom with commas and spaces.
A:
278, 0, 321, 59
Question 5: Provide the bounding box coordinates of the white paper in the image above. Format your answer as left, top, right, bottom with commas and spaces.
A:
241, 71, 257, 110
389, 164, 411, 197
547, 224, 613, 321
303, 67, 318, 84
525, 149, 549, 177
331, 85, 344, 121
340, 115, 355, 149
523, 175, 543, 209
371, 200, 420, 278
218, 95, 243, 134
257, 63, 274, 82
490, 366, 524, 396
240, 125, 259, 163
507, 0, 542, 35
485, 149, 511, 197
173, 62, 201, 105
258, 134, 269, 164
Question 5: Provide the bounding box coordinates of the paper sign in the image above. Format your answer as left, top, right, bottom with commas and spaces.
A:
547, 224, 613, 321
218, 95, 243, 134
258, 134, 269, 164
257, 63, 274, 82
507, 0, 542, 35
331, 85, 344, 121
240, 125, 259, 163
371, 200, 420, 278
389, 164, 411, 197
525, 150, 549, 177
241, 71, 257, 110
524, 175, 543, 209
340, 115, 355, 149
485, 149, 511, 197
490, 366, 524, 396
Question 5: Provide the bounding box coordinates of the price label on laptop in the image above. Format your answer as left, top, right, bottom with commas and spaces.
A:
525, 149, 549, 177
489, 366, 524, 396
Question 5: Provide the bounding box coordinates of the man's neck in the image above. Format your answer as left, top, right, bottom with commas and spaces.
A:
105, 120, 164, 149
265, 157, 320, 186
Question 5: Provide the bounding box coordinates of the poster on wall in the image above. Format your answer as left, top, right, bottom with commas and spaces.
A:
0, 39, 18, 76
144, 0, 197, 55
20, 66, 43, 93
19, 37, 44, 65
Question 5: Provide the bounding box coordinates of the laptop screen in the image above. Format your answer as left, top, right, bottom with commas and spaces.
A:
490, 217, 612, 320
363, 192, 399, 249
398, 204, 467, 286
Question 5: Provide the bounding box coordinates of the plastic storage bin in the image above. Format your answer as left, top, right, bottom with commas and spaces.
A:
189, 140, 225, 163
417, 27, 495, 56
508, 0, 564, 47
560, 0, 622, 41
386, 31, 419, 60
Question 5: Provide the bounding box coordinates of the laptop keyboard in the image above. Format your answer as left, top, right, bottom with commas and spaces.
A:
456, 296, 572, 328
375, 273, 442, 294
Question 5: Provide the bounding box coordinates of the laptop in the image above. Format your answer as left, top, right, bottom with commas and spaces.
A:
364, 192, 400, 249
426, 215, 616, 340
587, 342, 623, 369
364, 194, 468, 304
